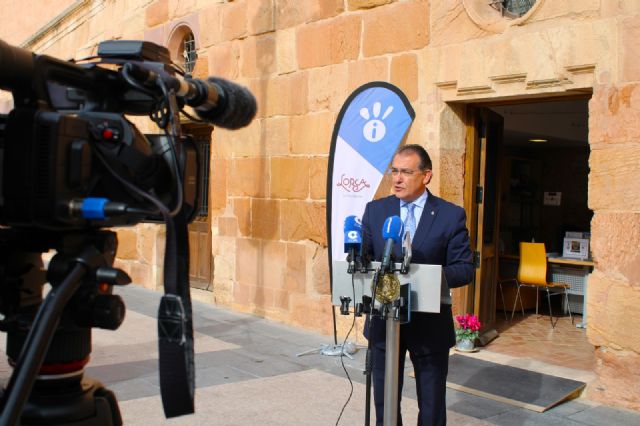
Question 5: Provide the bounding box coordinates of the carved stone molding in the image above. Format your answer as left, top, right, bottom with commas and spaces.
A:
435, 62, 595, 102
490, 73, 528, 84
525, 77, 572, 90
565, 64, 597, 75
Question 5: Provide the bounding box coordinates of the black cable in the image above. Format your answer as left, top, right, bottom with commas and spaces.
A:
121, 63, 158, 98
119, 61, 184, 218
335, 271, 358, 426
91, 145, 171, 225
153, 77, 185, 218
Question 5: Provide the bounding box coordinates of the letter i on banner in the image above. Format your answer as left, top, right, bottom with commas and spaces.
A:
326, 82, 415, 289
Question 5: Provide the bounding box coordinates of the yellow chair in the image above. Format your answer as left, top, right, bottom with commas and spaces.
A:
511, 242, 573, 328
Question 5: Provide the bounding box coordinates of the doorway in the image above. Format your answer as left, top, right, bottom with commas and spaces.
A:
184, 123, 213, 291
463, 97, 594, 369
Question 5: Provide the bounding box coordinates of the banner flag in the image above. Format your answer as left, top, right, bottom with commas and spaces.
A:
326, 82, 415, 289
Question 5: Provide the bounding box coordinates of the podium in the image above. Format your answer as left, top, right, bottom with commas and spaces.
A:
331, 260, 445, 426
331, 260, 443, 313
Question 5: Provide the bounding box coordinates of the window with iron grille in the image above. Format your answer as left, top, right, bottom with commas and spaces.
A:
183, 32, 197, 74
490, 0, 536, 18
196, 140, 210, 218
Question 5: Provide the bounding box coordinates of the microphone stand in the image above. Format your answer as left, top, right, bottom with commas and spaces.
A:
382, 299, 402, 426
380, 234, 412, 426
363, 268, 380, 426
296, 252, 364, 360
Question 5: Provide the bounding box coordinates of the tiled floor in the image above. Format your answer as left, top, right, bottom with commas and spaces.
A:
485, 311, 595, 371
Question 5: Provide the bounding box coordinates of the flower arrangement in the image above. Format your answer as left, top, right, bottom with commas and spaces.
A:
454, 313, 481, 342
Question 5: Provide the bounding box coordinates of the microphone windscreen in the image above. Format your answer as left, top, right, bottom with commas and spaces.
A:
0, 39, 34, 91
196, 77, 257, 129
382, 216, 404, 244
344, 215, 362, 250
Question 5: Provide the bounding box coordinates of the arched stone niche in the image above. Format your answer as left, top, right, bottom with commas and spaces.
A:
167, 23, 198, 73
462, 0, 545, 33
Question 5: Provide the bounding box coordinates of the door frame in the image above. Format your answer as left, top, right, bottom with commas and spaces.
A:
183, 122, 214, 290
462, 106, 503, 339
461, 106, 481, 315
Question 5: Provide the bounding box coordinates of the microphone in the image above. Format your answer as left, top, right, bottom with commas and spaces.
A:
344, 215, 362, 274
124, 64, 257, 129
401, 229, 412, 274
380, 216, 404, 274
192, 77, 257, 130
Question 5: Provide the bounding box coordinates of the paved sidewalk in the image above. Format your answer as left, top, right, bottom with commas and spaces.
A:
5, 285, 640, 425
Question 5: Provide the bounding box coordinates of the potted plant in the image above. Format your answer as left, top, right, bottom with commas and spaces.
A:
454, 313, 481, 351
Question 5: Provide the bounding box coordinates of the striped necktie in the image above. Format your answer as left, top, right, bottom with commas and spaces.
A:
405, 202, 416, 240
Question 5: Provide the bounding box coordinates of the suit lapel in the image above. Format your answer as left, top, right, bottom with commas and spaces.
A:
386, 196, 400, 217
413, 191, 439, 249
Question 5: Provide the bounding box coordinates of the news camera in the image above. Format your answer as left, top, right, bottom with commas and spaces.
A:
0, 38, 256, 425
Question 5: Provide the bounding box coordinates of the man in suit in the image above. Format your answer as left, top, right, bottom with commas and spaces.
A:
362, 144, 474, 426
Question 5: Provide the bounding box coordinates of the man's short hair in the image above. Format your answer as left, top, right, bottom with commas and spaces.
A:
395, 144, 432, 171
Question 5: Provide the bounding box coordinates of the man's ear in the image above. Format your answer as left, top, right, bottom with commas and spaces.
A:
423, 170, 433, 186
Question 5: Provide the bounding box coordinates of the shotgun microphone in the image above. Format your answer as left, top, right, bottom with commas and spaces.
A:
123, 63, 257, 129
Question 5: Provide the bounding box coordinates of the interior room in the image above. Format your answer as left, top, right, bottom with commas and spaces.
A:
486, 98, 595, 370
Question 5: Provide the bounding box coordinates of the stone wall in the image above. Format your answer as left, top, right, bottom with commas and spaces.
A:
0, 0, 76, 44
182, 0, 432, 337
586, 57, 640, 408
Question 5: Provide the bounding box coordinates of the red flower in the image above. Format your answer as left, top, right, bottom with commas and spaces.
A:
455, 313, 481, 331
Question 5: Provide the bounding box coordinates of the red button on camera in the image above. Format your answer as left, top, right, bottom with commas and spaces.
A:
102, 128, 114, 140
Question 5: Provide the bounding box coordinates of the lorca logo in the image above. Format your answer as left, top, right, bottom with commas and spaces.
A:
337, 174, 371, 192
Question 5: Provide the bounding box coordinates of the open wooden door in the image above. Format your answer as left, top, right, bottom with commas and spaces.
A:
185, 123, 213, 291
464, 107, 503, 344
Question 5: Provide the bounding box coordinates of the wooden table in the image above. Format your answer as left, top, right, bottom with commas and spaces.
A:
500, 253, 595, 267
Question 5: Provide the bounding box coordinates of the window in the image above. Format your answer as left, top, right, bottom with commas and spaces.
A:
196, 139, 210, 218
490, 0, 537, 19
182, 32, 197, 74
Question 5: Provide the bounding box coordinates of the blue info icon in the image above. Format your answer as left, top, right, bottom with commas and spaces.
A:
338, 84, 414, 174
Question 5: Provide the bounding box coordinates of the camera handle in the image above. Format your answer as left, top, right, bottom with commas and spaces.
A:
0, 231, 126, 426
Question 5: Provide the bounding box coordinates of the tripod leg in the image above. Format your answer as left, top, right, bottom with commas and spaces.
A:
295, 348, 322, 357
0, 263, 87, 426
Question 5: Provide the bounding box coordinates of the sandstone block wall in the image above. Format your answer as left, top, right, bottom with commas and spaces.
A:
587, 78, 640, 409
191, 0, 434, 338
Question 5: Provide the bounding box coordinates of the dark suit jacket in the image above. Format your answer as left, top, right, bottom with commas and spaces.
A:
362, 191, 474, 352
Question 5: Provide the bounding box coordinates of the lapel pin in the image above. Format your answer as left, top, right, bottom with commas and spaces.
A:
431, 211, 434, 215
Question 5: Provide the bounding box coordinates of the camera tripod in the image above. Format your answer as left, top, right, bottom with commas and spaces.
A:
0, 229, 129, 425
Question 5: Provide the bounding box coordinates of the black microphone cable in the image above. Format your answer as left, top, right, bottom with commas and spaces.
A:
121, 62, 159, 98
120, 61, 184, 218
153, 75, 185, 217
335, 269, 358, 426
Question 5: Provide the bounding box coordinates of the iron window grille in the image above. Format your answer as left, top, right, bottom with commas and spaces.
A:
489, 0, 536, 19
196, 139, 210, 218
182, 32, 197, 74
